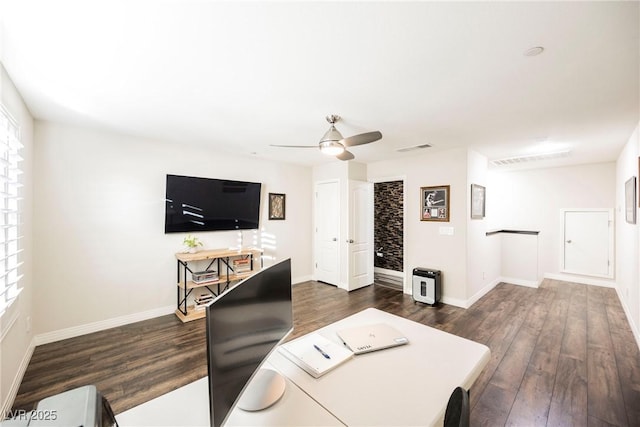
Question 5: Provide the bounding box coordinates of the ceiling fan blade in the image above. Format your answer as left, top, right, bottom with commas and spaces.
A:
270, 144, 318, 148
341, 131, 382, 147
336, 150, 355, 161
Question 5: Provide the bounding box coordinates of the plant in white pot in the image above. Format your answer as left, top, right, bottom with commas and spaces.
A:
183, 234, 203, 253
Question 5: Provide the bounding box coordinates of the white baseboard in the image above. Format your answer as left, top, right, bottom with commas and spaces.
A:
438, 279, 501, 309
292, 275, 313, 285
544, 272, 616, 288
35, 305, 175, 346
499, 276, 540, 288
1, 337, 36, 418
465, 279, 502, 308
440, 296, 467, 309
614, 286, 640, 352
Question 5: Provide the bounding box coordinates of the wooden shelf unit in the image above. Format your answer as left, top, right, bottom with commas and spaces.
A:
175, 247, 263, 322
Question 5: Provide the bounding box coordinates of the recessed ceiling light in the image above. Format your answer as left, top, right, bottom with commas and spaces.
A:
524, 46, 544, 57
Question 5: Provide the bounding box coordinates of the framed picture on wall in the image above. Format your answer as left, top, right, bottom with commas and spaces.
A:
268, 193, 286, 220
625, 176, 636, 224
470, 184, 486, 219
420, 185, 450, 222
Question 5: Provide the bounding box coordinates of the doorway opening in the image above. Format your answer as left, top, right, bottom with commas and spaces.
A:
373, 180, 404, 291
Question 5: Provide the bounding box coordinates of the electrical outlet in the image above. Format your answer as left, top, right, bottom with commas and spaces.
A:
482, 271, 486, 280
25, 316, 31, 333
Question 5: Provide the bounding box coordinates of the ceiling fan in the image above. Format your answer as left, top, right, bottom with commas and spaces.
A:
271, 115, 382, 161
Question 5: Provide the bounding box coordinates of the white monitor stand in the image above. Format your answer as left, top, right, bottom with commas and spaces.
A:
236, 368, 286, 411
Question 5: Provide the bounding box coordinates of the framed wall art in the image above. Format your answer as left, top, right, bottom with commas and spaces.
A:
470, 184, 486, 219
420, 185, 450, 222
268, 193, 286, 220
625, 176, 636, 224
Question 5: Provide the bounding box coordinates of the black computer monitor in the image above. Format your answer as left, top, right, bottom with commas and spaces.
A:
205, 258, 293, 427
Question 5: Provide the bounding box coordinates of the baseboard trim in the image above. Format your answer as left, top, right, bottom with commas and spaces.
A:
35, 305, 175, 346
544, 273, 615, 288
1, 337, 35, 417
440, 296, 468, 309
614, 286, 640, 352
500, 276, 540, 288
292, 275, 313, 285
465, 279, 502, 308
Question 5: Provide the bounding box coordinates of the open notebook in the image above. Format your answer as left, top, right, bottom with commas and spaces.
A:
279, 333, 353, 378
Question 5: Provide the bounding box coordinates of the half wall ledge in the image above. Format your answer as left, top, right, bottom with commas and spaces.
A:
485, 229, 540, 236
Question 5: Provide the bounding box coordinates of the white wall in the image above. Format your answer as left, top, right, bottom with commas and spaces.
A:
368, 148, 469, 306
615, 124, 639, 345
466, 149, 500, 304
32, 121, 313, 337
0, 64, 35, 416
487, 162, 616, 286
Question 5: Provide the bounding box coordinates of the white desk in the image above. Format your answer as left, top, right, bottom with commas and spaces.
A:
118, 308, 490, 427
264, 308, 490, 426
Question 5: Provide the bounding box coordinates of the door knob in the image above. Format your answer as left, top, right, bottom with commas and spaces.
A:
566, 240, 572, 243
347, 239, 354, 243
332, 238, 337, 241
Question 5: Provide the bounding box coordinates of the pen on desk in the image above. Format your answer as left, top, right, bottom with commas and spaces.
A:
314, 344, 331, 359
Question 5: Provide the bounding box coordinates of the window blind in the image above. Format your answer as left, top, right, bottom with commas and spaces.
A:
0, 106, 23, 317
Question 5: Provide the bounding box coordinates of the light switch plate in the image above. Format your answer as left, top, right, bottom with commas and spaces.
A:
439, 226, 455, 236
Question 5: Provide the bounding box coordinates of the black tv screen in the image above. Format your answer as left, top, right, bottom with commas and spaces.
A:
164, 174, 261, 233
206, 258, 293, 427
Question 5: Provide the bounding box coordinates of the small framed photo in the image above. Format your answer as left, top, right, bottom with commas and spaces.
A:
421, 185, 450, 222
268, 193, 286, 220
471, 184, 486, 219
625, 176, 636, 224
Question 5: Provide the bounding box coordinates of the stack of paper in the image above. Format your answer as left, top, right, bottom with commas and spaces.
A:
279, 333, 354, 378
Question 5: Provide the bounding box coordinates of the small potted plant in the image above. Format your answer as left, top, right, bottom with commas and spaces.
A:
183, 234, 203, 253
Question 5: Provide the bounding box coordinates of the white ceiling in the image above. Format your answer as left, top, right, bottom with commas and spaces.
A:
1, 1, 638, 168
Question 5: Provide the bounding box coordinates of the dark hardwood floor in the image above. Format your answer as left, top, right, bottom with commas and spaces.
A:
11, 280, 640, 426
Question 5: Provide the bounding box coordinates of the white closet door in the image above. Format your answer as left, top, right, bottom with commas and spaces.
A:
562, 209, 613, 278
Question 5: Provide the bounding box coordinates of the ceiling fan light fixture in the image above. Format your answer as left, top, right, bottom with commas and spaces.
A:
320, 140, 345, 156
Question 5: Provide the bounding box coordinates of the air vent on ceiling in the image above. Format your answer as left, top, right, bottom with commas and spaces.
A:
490, 150, 570, 166
397, 143, 432, 153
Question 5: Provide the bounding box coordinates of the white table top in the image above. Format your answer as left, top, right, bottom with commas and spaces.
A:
268, 308, 491, 426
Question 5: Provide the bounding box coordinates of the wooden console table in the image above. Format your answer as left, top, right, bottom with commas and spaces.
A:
175, 247, 263, 322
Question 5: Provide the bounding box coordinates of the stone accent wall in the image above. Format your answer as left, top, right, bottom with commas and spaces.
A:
374, 181, 403, 272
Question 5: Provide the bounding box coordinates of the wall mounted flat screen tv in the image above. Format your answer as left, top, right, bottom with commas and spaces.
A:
165, 174, 262, 233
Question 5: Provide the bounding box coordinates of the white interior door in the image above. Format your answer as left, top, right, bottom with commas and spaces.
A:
347, 180, 373, 291
562, 209, 613, 278
315, 181, 340, 285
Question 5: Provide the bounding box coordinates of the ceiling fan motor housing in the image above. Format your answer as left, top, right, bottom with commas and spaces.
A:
320, 125, 344, 143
